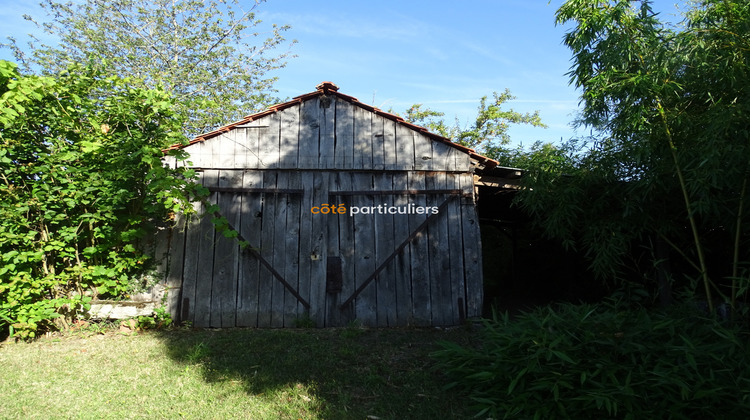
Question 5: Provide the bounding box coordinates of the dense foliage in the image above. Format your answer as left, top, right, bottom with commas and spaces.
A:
0, 60, 197, 338
401, 89, 546, 156
515, 0, 750, 307
4, 0, 294, 136
433, 302, 750, 419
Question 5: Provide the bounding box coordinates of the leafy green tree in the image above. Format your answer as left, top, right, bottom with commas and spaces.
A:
518, 0, 750, 309
401, 89, 547, 160
0, 60, 198, 338
4, 0, 294, 136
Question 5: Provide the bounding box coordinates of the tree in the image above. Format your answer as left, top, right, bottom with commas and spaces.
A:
517, 0, 750, 309
400, 89, 547, 162
0, 59, 198, 338
3, 0, 294, 136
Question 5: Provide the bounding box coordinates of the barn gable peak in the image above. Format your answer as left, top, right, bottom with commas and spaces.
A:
165, 82, 499, 172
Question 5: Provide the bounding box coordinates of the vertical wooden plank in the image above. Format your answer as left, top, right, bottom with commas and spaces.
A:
258, 112, 280, 169
308, 171, 329, 326
442, 144, 457, 173
353, 106, 372, 170
392, 173, 412, 326
426, 172, 454, 325
178, 198, 204, 325
213, 133, 236, 168
283, 172, 303, 326
269, 171, 289, 327
279, 105, 300, 169
325, 172, 342, 327
211, 170, 242, 327
352, 173, 378, 326
413, 133, 434, 171
298, 97, 320, 169
231, 129, 248, 169
383, 117, 397, 170
256, 171, 277, 327
245, 123, 261, 169
335, 172, 355, 326
395, 124, 415, 171
460, 173, 483, 318
237, 171, 263, 327
193, 170, 219, 327
455, 149, 472, 172
408, 172, 431, 326
374, 173, 397, 327
371, 115, 385, 170
319, 97, 336, 169
335, 100, 355, 169
297, 172, 314, 324
165, 212, 187, 321
446, 173, 467, 325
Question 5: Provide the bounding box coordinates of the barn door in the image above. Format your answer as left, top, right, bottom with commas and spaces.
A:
179, 170, 311, 328
323, 172, 474, 327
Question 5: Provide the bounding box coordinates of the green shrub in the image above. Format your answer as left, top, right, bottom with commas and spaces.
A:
432, 302, 750, 419
0, 60, 198, 339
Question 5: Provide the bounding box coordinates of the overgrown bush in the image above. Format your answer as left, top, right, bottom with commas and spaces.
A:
0, 60, 197, 339
432, 302, 750, 419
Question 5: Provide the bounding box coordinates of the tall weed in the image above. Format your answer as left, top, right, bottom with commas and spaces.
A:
432, 302, 750, 419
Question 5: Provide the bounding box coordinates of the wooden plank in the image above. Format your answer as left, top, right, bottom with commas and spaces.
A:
237, 171, 263, 327
446, 173, 466, 325
374, 173, 396, 327
325, 172, 343, 327
231, 129, 247, 169
353, 106, 372, 170
258, 111, 281, 169
352, 173, 377, 326
165, 212, 187, 320
455, 148, 472, 172
426, 172, 454, 325
319, 96, 336, 169
211, 170, 242, 327
212, 132, 236, 168
408, 171, 431, 326
308, 171, 328, 326
334, 172, 355, 326
178, 199, 203, 325
256, 171, 277, 327
383, 117, 397, 170
335, 100, 355, 169
245, 123, 262, 168
271, 171, 289, 327
414, 133, 446, 171
279, 105, 300, 169
395, 123, 415, 171
298, 97, 320, 169
297, 171, 314, 324
371, 114, 385, 170
193, 170, 219, 327
283, 171, 303, 326
392, 173, 412, 326
460, 172, 483, 318
279, 171, 307, 327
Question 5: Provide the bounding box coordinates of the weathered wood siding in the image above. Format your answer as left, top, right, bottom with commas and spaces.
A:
165, 97, 471, 173
163, 95, 483, 327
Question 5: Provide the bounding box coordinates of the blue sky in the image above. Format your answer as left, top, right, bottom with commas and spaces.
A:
1, 0, 688, 148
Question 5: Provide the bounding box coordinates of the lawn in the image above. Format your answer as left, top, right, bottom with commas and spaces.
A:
0, 325, 475, 419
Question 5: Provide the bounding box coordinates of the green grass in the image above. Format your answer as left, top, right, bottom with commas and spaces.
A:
0, 325, 474, 419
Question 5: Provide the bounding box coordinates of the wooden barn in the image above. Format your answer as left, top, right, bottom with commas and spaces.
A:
160, 82, 506, 328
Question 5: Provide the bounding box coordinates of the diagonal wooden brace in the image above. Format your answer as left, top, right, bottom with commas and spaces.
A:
338, 194, 458, 310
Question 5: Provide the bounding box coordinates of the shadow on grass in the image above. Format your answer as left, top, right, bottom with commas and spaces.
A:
153, 326, 476, 419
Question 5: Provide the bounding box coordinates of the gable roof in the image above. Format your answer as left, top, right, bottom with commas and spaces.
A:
165, 81, 500, 172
